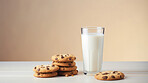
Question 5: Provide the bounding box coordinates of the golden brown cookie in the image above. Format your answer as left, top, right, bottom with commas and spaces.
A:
34, 72, 58, 78
51, 54, 76, 62
52, 61, 76, 66
33, 64, 59, 73
59, 66, 77, 71
58, 70, 78, 76
95, 71, 125, 80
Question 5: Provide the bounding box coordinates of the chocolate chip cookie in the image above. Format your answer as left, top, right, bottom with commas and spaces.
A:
33, 64, 59, 73
59, 66, 77, 71
52, 61, 76, 66
34, 72, 58, 78
51, 54, 76, 62
58, 70, 78, 76
95, 71, 125, 80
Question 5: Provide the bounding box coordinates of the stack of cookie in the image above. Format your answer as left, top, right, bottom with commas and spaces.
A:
33, 64, 59, 78
52, 54, 78, 77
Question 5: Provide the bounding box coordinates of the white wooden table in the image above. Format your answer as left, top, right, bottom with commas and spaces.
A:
0, 61, 148, 83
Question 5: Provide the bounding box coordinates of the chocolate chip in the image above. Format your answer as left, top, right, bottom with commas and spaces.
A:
118, 73, 120, 75
65, 55, 67, 57
41, 66, 45, 68
70, 72, 73, 74
53, 61, 55, 63
63, 68, 65, 70
55, 58, 58, 60
120, 75, 123, 79
96, 74, 99, 76
57, 55, 59, 56
69, 58, 72, 60
74, 57, 76, 60
38, 73, 40, 75
52, 65, 55, 67
102, 73, 109, 75
61, 55, 64, 59
68, 63, 71, 66
111, 75, 115, 78
102, 76, 108, 79
37, 68, 40, 71
34, 67, 36, 69
47, 68, 49, 70
113, 71, 118, 74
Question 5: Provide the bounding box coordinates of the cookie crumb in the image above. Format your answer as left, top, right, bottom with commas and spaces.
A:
65, 74, 69, 77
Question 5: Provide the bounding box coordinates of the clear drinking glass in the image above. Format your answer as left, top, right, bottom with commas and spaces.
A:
81, 26, 105, 75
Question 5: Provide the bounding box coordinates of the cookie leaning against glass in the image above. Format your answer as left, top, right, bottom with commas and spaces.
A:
33, 64, 59, 78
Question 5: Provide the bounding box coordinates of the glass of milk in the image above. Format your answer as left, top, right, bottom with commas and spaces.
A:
81, 27, 105, 75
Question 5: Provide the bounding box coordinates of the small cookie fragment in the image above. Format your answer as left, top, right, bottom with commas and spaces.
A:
65, 74, 69, 77
33, 64, 59, 73
95, 71, 125, 80
34, 72, 58, 78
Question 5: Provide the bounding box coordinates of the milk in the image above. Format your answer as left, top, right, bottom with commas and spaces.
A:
81, 33, 104, 74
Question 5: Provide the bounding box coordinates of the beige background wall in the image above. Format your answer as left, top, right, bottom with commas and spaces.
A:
0, 0, 148, 61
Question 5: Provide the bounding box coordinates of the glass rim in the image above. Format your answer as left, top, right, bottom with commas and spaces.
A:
81, 26, 104, 29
